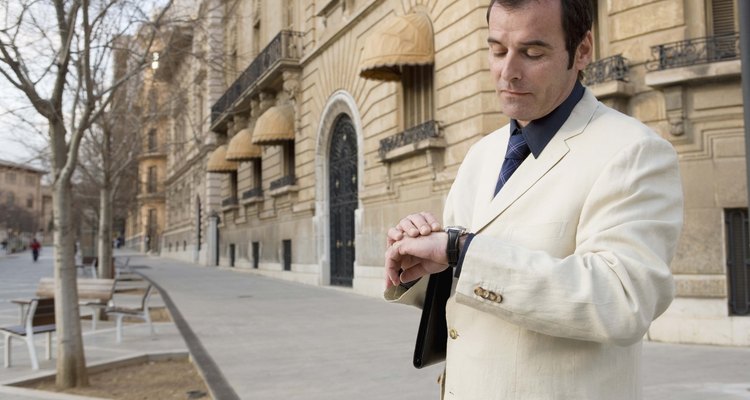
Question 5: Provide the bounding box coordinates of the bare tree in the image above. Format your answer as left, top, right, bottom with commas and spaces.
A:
77, 63, 142, 278
0, 0, 173, 387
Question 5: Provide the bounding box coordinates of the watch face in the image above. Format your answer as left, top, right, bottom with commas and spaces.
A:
445, 226, 467, 234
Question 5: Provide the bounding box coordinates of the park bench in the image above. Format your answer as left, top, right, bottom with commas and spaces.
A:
1, 297, 55, 370
12, 277, 117, 330
106, 283, 156, 343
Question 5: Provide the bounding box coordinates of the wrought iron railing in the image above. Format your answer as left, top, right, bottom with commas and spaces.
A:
270, 174, 296, 190
242, 187, 263, 199
222, 196, 238, 207
211, 30, 304, 123
378, 120, 440, 159
582, 54, 629, 86
647, 33, 740, 71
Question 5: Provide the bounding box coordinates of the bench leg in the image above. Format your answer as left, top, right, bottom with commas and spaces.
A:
25, 334, 39, 370
45, 332, 52, 360
144, 310, 155, 336
3, 334, 10, 368
115, 314, 124, 343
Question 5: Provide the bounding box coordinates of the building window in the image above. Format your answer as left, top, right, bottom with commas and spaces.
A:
26, 196, 33, 209
401, 64, 434, 130
230, 171, 238, 202
282, 142, 295, 178
147, 208, 157, 251
6, 172, 16, 184
147, 129, 157, 152
6, 192, 14, 205
708, 0, 738, 36
725, 208, 749, 316
147, 166, 157, 193
282, 239, 292, 271
25, 175, 35, 186
252, 241, 260, 269
253, 159, 262, 189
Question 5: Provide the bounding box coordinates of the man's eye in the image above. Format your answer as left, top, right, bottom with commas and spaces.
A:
526, 50, 543, 58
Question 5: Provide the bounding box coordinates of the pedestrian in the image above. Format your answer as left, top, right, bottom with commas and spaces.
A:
1, 239, 6, 251
30, 238, 41, 262
384, 0, 683, 399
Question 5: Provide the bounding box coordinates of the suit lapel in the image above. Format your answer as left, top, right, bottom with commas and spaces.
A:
471, 90, 600, 233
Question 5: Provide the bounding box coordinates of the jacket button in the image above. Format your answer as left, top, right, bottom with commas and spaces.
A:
449, 328, 458, 340
487, 292, 498, 302
473, 286, 486, 297
490, 292, 503, 303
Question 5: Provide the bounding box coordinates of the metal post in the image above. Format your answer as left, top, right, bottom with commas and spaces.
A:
740, 0, 750, 209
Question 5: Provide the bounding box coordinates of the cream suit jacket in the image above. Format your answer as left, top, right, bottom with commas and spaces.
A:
386, 89, 683, 400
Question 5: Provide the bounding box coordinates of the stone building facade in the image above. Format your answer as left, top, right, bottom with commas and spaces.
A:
146, 0, 747, 346
0, 159, 47, 246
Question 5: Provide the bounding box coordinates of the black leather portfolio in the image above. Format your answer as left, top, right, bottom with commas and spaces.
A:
412, 268, 453, 369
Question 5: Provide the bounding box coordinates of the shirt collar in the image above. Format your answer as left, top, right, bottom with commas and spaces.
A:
510, 80, 585, 158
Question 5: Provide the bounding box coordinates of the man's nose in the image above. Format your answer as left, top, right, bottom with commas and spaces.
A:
502, 52, 523, 82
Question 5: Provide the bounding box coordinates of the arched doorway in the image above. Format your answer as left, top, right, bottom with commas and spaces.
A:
328, 114, 357, 287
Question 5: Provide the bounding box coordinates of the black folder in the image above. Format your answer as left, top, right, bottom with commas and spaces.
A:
413, 267, 453, 369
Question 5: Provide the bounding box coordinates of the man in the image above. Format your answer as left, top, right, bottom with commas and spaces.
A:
384, 0, 683, 399
30, 238, 41, 262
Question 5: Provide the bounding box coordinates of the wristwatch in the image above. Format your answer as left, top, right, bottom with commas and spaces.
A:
444, 226, 467, 268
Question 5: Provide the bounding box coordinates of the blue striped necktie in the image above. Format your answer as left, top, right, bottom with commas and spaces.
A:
494, 128, 531, 196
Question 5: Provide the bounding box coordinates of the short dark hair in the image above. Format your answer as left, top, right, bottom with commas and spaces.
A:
486, 0, 593, 70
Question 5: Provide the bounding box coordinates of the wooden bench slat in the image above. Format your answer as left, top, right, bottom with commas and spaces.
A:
35, 277, 116, 302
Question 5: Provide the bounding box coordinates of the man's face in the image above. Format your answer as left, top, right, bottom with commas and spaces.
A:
487, 0, 591, 126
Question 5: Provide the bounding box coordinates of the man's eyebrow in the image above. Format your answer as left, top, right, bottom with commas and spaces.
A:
520, 39, 553, 49
486, 38, 553, 49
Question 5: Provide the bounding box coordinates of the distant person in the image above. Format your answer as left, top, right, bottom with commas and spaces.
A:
30, 238, 41, 262
1, 239, 7, 251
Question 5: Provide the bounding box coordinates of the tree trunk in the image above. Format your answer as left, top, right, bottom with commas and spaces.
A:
53, 179, 89, 387
50, 119, 88, 388
97, 186, 113, 279
97, 129, 113, 279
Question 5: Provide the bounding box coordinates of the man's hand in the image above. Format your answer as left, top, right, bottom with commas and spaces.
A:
385, 232, 450, 287
386, 212, 442, 247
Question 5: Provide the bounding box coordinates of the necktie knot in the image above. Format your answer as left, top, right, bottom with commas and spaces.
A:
494, 129, 531, 196
505, 130, 531, 161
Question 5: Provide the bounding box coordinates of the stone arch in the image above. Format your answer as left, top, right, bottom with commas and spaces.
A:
314, 90, 365, 286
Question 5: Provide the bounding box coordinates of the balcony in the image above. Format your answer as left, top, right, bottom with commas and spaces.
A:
241, 187, 263, 205
645, 33, 741, 89
378, 120, 445, 162
647, 33, 739, 71
139, 144, 167, 160
583, 54, 629, 86
221, 196, 238, 210
270, 175, 295, 191
583, 54, 633, 101
211, 30, 304, 129
242, 187, 263, 199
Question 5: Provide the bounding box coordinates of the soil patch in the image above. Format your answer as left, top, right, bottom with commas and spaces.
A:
22, 358, 212, 400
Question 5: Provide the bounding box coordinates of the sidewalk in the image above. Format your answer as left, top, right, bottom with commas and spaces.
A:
1, 250, 749, 399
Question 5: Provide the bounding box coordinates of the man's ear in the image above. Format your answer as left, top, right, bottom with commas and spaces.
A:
575, 30, 594, 70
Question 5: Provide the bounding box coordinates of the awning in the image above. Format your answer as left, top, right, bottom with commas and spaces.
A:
206, 145, 238, 173
252, 105, 295, 145
226, 127, 263, 161
359, 13, 434, 81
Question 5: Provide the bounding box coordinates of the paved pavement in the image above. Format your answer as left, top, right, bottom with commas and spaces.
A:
0, 248, 749, 399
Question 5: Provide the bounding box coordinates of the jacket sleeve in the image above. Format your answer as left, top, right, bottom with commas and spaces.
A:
383, 274, 430, 309
454, 137, 683, 346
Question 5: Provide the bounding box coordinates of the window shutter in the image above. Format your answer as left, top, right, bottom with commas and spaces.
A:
712, 0, 736, 36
